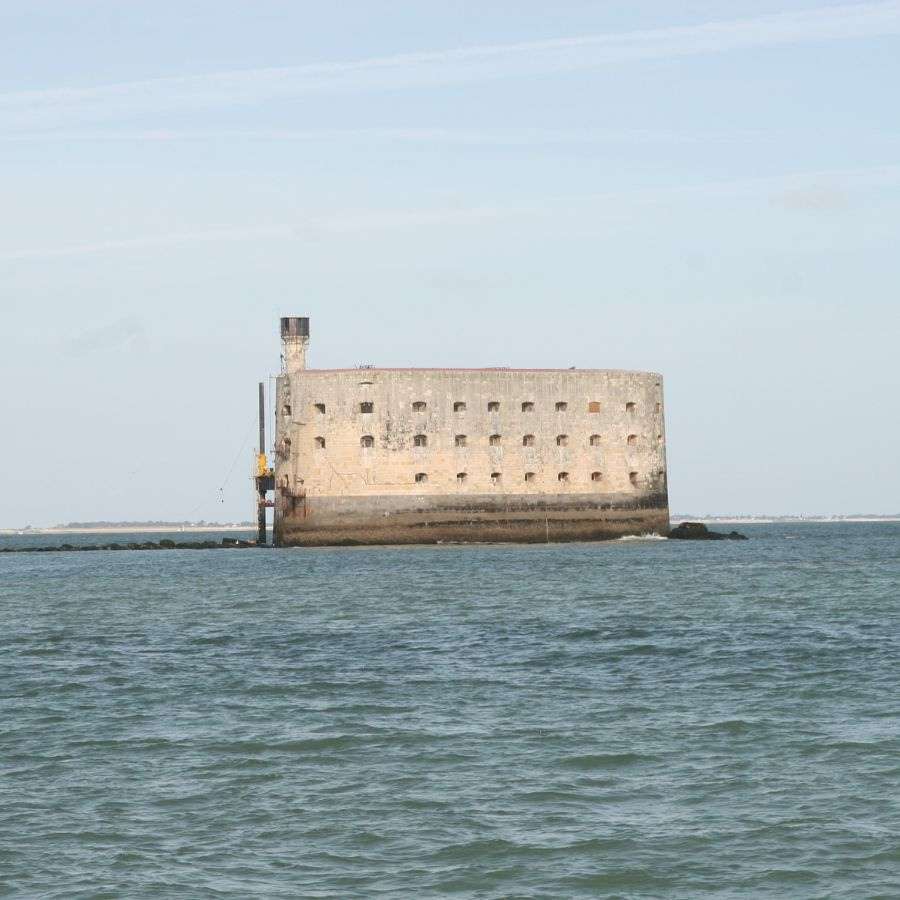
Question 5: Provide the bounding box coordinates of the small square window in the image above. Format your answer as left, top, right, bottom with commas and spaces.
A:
524, 472, 536, 483
489, 434, 501, 446
589, 434, 601, 447
314, 436, 326, 449
454, 401, 466, 412
522, 434, 535, 447
457, 472, 467, 484
488, 401, 500, 412
412, 401, 427, 412
521, 401, 535, 412
556, 434, 569, 447
455, 434, 467, 447
314, 403, 326, 414
360, 401, 374, 414
588, 401, 601, 413
626, 402, 636, 413
558, 471, 570, 483
490, 472, 502, 485
413, 434, 427, 447
555, 401, 568, 412
415, 472, 428, 484
591, 471, 602, 482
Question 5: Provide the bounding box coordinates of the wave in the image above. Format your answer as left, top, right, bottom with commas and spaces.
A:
698, 718, 758, 735
561, 751, 653, 771
203, 735, 358, 755
616, 533, 668, 541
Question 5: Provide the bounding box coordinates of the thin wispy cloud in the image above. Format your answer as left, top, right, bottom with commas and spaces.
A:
773, 184, 853, 212
0, 211, 510, 261
2, 2, 899, 131
4, 164, 899, 263
0, 126, 739, 147
0, 226, 296, 262
62, 317, 148, 357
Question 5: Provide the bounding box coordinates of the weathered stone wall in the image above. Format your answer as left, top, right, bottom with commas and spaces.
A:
274, 368, 667, 545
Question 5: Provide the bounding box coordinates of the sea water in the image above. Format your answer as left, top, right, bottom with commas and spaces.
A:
1, 523, 898, 898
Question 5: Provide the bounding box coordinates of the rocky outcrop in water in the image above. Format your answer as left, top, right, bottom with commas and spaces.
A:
1, 538, 256, 553
668, 522, 748, 541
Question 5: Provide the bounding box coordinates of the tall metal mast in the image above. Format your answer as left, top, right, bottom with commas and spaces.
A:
255, 381, 274, 545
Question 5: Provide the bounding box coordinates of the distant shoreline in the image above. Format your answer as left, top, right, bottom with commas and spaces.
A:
0, 525, 255, 536
670, 517, 900, 524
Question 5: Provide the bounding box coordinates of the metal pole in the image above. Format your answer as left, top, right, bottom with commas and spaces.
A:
258, 382, 266, 457
257, 381, 267, 546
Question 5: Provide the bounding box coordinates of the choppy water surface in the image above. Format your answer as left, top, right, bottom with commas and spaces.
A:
1, 524, 898, 898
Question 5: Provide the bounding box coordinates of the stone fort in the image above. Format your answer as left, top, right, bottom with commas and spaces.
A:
273, 317, 669, 546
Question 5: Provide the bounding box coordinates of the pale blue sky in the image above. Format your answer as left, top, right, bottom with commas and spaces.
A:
2, 1, 899, 524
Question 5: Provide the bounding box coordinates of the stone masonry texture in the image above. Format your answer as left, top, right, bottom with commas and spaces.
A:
273, 360, 669, 546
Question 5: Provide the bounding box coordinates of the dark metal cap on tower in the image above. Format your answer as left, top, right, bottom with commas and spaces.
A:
281, 317, 310, 338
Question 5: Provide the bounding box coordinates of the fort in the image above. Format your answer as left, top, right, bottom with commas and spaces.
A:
272, 317, 669, 546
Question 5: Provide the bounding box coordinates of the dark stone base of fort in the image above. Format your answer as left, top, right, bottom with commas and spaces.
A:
275, 491, 670, 547
2, 513, 751, 553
